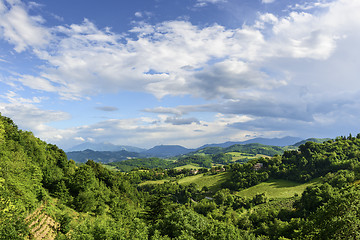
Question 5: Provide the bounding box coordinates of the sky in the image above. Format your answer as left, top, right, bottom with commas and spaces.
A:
1, 0, 360, 150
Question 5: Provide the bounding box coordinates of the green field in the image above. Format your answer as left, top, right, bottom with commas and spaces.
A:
102, 164, 119, 171
140, 172, 230, 191
178, 172, 230, 191
174, 164, 201, 170
228, 152, 270, 162
237, 178, 320, 199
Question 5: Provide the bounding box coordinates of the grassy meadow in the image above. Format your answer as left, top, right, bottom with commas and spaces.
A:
237, 178, 321, 200
228, 152, 271, 162
174, 164, 201, 170
140, 172, 231, 191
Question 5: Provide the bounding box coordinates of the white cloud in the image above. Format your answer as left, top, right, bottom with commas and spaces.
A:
288, 0, 333, 10
0, 101, 71, 143
6, 0, 354, 102
2, 0, 360, 146
0, 0, 51, 52
0, 90, 43, 103
195, 0, 227, 7
44, 113, 255, 149
134, 12, 142, 18
74, 136, 85, 142
134, 11, 153, 19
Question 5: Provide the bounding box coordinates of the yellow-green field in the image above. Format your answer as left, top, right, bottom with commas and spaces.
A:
174, 164, 201, 170
140, 172, 230, 191
237, 178, 320, 199
178, 172, 230, 191
228, 152, 271, 162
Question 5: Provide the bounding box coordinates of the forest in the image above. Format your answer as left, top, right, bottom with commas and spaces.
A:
2, 112, 360, 239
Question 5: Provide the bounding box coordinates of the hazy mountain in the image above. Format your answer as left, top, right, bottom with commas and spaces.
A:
199, 136, 303, 149
143, 145, 195, 158
66, 137, 304, 161
66, 149, 141, 163
66, 142, 146, 153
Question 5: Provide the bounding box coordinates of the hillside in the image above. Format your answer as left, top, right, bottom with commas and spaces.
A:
3, 113, 360, 239
237, 178, 320, 199
292, 137, 331, 147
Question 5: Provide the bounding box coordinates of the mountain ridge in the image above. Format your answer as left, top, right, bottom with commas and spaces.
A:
198, 136, 303, 149
66, 142, 146, 153
142, 145, 195, 158
65, 137, 322, 162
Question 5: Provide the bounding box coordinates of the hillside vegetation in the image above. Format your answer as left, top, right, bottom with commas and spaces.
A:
3, 113, 360, 239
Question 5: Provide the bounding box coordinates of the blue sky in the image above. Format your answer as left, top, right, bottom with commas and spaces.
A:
1, 0, 360, 149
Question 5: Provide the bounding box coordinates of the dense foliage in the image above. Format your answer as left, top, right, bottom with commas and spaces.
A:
3, 113, 360, 239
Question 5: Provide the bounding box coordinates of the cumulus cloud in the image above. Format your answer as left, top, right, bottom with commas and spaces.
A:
44, 113, 255, 149
288, 0, 333, 10
3, 0, 355, 102
2, 0, 360, 146
5, 0, 357, 103
0, 101, 71, 142
165, 117, 200, 125
191, 59, 285, 99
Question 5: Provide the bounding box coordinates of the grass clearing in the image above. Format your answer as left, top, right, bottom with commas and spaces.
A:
178, 172, 230, 191
140, 172, 231, 192
228, 152, 271, 162
174, 164, 201, 170
139, 179, 171, 185
237, 178, 321, 199
102, 164, 118, 171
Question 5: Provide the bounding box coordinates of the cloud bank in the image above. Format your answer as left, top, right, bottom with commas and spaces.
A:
1, 0, 360, 148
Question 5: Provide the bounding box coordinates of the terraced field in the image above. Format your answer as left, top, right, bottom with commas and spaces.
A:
25, 204, 59, 240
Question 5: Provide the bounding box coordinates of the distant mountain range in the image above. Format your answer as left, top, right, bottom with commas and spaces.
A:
66, 149, 140, 163
66, 137, 331, 163
198, 136, 303, 149
143, 145, 195, 158
66, 142, 146, 153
